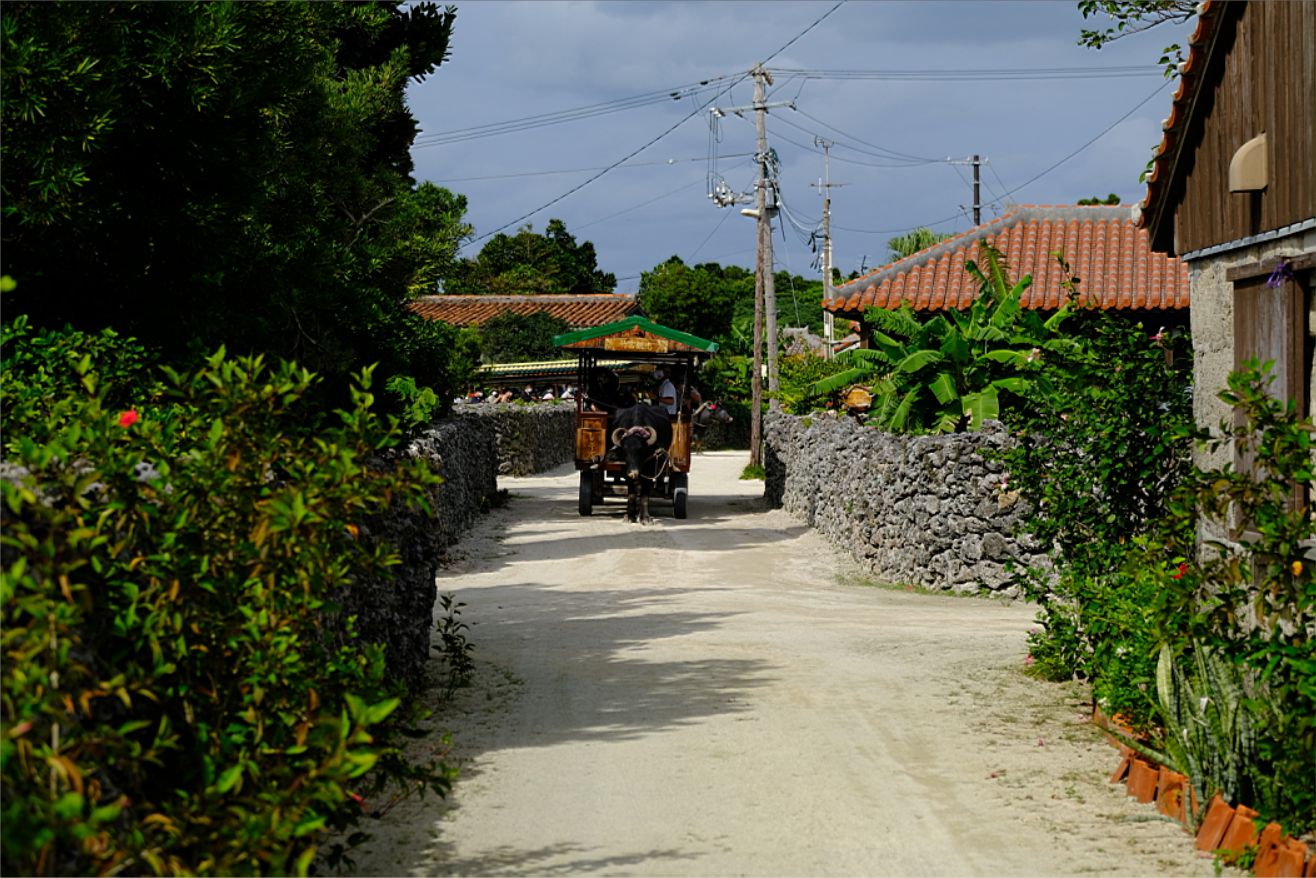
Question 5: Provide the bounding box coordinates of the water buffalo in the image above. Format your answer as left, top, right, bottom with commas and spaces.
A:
609, 403, 674, 524
691, 400, 733, 451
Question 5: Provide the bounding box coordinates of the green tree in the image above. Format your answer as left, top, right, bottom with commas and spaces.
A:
1077, 193, 1121, 205
885, 227, 953, 262
479, 311, 570, 363
1078, 0, 1196, 74
637, 256, 736, 339
449, 219, 616, 294
1, 1, 468, 412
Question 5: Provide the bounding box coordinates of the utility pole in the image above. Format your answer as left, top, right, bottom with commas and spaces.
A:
972, 154, 981, 225
946, 155, 986, 225
753, 64, 780, 418
707, 69, 792, 466
814, 137, 846, 359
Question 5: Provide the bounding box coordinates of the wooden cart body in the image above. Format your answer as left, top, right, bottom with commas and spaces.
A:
554, 317, 719, 518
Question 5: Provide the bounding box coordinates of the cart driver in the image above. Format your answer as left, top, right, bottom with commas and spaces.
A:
654, 368, 678, 416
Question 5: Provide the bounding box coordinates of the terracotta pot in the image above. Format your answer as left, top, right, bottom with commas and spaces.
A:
1218, 804, 1260, 863
1109, 749, 1132, 784
1302, 842, 1316, 878
1196, 794, 1236, 852
1276, 838, 1309, 878
1155, 768, 1188, 823
1126, 758, 1158, 804
1254, 823, 1286, 877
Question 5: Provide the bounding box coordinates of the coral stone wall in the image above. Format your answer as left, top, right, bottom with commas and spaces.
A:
764, 411, 1047, 596
451, 401, 577, 476
344, 403, 575, 689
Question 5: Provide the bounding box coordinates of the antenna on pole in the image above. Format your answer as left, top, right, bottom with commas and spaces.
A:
813, 137, 848, 359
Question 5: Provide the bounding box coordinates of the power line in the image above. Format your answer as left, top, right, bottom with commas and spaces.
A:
428, 153, 752, 184
989, 79, 1172, 202
469, 2, 849, 249
465, 75, 751, 246
770, 64, 1163, 81
830, 79, 1173, 238
413, 77, 735, 148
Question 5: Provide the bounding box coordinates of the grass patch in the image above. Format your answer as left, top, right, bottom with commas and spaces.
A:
740, 463, 765, 480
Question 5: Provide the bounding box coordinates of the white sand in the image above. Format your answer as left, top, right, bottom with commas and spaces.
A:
345, 451, 1223, 877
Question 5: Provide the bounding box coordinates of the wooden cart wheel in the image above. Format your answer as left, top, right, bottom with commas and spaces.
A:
672, 473, 688, 519
578, 470, 593, 516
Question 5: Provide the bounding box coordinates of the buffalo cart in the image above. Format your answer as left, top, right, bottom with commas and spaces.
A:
554, 317, 719, 519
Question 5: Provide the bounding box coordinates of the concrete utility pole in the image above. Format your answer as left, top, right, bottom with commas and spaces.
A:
972, 154, 981, 225
947, 155, 986, 225
708, 69, 792, 467
814, 137, 845, 359
753, 64, 780, 418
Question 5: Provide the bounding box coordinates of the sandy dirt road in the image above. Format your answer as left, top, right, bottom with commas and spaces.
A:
349, 451, 1220, 877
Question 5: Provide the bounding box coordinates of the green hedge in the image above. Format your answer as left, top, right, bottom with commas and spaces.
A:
1, 330, 451, 875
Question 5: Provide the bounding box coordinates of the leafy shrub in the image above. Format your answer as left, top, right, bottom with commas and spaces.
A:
1, 346, 452, 875
1151, 362, 1315, 833
999, 309, 1193, 730
1, 315, 159, 450
776, 352, 852, 415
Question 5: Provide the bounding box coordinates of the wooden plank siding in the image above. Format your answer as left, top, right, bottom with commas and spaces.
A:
1172, 0, 1316, 255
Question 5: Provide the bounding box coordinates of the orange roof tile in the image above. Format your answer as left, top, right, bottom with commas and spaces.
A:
824, 205, 1189, 317
407, 294, 642, 329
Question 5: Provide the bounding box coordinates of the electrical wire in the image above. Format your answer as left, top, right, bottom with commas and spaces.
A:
988, 79, 1172, 202
468, 2, 848, 248
428, 153, 753, 184
413, 77, 735, 148
769, 64, 1163, 81
829, 79, 1173, 237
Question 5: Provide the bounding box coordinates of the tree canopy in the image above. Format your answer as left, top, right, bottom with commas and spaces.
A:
447, 219, 616, 295
1, 1, 470, 409
886, 227, 954, 262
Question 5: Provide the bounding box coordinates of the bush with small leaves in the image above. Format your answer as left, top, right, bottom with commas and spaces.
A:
1, 344, 452, 876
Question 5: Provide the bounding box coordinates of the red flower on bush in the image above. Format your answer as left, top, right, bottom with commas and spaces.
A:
1171, 562, 1188, 580
117, 410, 139, 428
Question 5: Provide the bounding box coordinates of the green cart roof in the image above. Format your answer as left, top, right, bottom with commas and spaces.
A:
553, 316, 719, 355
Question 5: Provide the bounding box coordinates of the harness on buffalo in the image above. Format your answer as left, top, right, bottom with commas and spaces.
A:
609, 424, 670, 483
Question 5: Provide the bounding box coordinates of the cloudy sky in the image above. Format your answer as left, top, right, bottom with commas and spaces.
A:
406, 0, 1194, 292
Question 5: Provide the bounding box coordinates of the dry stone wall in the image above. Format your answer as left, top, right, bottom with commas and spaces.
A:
353, 402, 575, 688
764, 411, 1047, 596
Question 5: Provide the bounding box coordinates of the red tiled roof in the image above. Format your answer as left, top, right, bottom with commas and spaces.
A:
1138, 1, 1228, 248
824, 205, 1189, 317
407, 294, 641, 329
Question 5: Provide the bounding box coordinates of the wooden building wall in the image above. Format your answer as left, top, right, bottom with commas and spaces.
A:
1172, 0, 1316, 254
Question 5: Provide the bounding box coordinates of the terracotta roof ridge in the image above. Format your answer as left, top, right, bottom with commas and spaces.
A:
828, 205, 1139, 304
413, 292, 637, 302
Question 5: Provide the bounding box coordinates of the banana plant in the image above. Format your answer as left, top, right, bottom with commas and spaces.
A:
811, 241, 1078, 432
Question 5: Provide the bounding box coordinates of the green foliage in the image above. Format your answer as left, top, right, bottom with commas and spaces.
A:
638, 256, 738, 340
809, 243, 1074, 433
1076, 0, 1196, 75
435, 593, 475, 698
1, 1, 468, 415
1150, 363, 1315, 832
885, 227, 953, 262
776, 353, 854, 415
999, 309, 1193, 728
1132, 643, 1261, 829
740, 463, 765, 481
0, 343, 453, 875
478, 311, 570, 364
1076, 193, 1121, 205
448, 219, 616, 295
1, 316, 159, 449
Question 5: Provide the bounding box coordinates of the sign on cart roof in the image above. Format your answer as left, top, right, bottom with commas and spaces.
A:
554, 316, 719, 355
